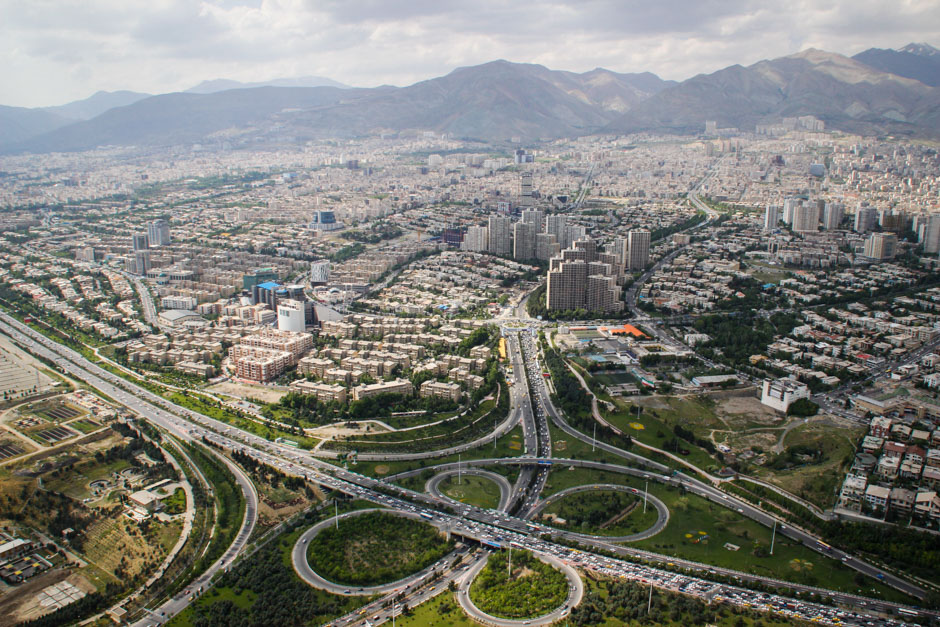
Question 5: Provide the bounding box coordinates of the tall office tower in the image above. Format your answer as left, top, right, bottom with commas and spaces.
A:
310, 260, 331, 286
487, 216, 511, 255
854, 206, 877, 233
924, 214, 940, 254
147, 219, 171, 247
535, 233, 560, 261
134, 251, 151, 275
512, 221, 536, 261
879, 209, 907, 233
132, 233, 149, 251
519, 171, 535, 207
822, 202, 845, 230
791, 202, 820, 233
546, 214, 567, 247
864, 233, 898, 260
782, 197, 801, 225
565, 225, 587, 249
626, 230, 651, 270
461, 226, 489, 252
763, 205, 781, 232
521, 208, 544, 231
546, 238, 622, 312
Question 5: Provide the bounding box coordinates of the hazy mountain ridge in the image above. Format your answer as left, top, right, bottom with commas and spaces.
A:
185, 76, 349, 93
42, 90, 153, 121
3, 46, 939, 153
0, 106, 73, 148
852, 44, 940, 87
605, 49, 940, 138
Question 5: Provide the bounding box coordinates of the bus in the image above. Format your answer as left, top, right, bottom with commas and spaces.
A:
419, 512, 434, 521
815, 541, 832, 553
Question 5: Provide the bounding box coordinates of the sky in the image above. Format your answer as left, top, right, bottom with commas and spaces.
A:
2, 0, 939, 108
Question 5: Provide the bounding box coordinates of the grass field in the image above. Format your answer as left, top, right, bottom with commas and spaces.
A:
438, 474, 501, 509
750, 421, 863, 508
543, 467, 911, 602
540, 489, 660, 537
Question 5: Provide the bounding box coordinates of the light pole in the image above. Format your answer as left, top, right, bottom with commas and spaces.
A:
458, 454, 462, 485
644, 481, 648, 513
592, 422, 596, 452
770, 519, 777, 556
647, 581, 653, 613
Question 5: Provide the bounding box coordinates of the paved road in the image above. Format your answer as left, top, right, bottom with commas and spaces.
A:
1, 311, 928, 625
427, 468, 512, 512
292, 508, 459, 596
456, 551, 583, 627
528, 483, 669, 542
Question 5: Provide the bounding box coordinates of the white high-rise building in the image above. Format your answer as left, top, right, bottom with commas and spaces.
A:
854, 206, 877, 233
512, 221, 536, 261
864, 233, 898, 260
782, 197, 801, 225
626, 230, 651, 270
923, 215, 940, 255
487, 216, 511, 255
792, 202, 820, 233
148, 219, 171, 247
461, 226, 488, 252
546, 215, 567, 247
822, 202, 844, 230
763, 205, 780, 232
521, 208, 544, 232
132, 233, 149, 251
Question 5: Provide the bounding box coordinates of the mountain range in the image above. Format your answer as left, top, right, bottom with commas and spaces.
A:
2, 43, 938, 153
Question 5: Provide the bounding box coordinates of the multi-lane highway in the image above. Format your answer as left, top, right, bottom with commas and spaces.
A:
0, 308, 929, 626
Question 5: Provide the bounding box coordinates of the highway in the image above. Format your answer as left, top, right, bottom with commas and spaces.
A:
0, 310, 928, 626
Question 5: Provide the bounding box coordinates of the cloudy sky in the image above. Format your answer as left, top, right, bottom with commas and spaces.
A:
2, 0, 938, 108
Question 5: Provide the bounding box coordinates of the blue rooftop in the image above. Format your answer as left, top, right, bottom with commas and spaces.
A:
257, 281, 281, 290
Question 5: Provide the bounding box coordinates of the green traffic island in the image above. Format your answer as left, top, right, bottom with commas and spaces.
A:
469, 550, 568, 620
306, 511, 454, 587
436, 473, 502, 510
538, 488, 661, 538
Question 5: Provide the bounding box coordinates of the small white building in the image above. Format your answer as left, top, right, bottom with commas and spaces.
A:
760, 378, 810, 413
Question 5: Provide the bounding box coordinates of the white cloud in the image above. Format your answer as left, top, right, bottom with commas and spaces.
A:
0, 0, 936, 107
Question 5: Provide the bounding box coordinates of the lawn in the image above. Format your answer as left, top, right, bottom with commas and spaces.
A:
543, 467, 911, 602
438, 474, 501, 510
751, 421, 863, 508
540, 489, 660, 537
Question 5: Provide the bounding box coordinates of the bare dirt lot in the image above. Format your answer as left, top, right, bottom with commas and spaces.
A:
714, 396, 784, 429
207, 381, 287, 404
